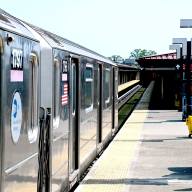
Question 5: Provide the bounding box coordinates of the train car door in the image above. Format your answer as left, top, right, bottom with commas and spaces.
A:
112, 67, 115, 130
51, 52, 69, 192
0, 36, 3, 191
69, 57, 79, 188
97, 64, 103, 147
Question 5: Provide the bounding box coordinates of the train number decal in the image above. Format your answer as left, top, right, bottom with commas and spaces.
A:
11, 48, 23, 70
10, 48, 24, 82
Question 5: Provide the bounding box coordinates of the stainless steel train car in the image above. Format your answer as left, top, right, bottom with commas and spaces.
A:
0, 9, 40, 192
0, 9, 118, 192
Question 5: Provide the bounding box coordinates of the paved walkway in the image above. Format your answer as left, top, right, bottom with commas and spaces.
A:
75, 82, 192, 192
124, 110, 192, 192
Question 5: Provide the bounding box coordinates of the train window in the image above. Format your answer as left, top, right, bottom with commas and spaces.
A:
115, 68, 118, 99
53, 59, 60, 129
0, 36, 3, 54
72, 63, 76, 114
85, 64, 93, 113
28, 53, 39, 143
104, 68, 110, 104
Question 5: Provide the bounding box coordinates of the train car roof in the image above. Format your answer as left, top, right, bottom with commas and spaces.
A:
0, 9, 37, 40
27, 23, 116, 66
118, 63, 141, 71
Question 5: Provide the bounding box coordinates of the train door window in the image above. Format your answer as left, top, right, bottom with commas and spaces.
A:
85, 64, 93, 113
104, 68, 110, 104
53, 59, 60, 129
0, 36, 3, 55
72, 63, 76, 115
28, 53, 39, 143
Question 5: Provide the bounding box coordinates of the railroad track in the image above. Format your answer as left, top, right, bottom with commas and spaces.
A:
118, 85, 146, 127
118, 84, 142, 109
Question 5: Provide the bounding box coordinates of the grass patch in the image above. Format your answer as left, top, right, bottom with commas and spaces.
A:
118, 88, 146, 127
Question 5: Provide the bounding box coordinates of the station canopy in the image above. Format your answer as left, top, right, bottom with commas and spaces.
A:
137, 52, 179, 71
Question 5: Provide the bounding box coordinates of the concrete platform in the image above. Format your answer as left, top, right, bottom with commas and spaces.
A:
75, 82, 192, 192
124, 110, 192, 192
118, 80, 140, 92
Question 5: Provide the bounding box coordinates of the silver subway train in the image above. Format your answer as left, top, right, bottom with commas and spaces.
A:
0, 9, 118, 192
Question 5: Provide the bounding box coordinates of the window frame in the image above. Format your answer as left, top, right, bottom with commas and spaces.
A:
104, 67, 111, 105
85, 63, 94, 113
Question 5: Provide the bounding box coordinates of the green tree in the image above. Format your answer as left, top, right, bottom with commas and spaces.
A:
129, 49, 156, 59
109, 55, 124, 63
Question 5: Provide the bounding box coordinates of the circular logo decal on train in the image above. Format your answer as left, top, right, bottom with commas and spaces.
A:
11, 92, 22, 143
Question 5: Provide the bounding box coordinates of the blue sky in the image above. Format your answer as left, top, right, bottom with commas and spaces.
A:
1, 0, 192, 58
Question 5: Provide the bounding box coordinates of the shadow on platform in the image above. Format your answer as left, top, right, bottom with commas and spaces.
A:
127, 120, 183, 124
113, 137, 191, 143
82, 167, 192, 191
174, 188, 192, 191
163, 167, 192, 179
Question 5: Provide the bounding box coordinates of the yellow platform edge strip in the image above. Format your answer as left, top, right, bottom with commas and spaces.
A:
118, 80, 140, 93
